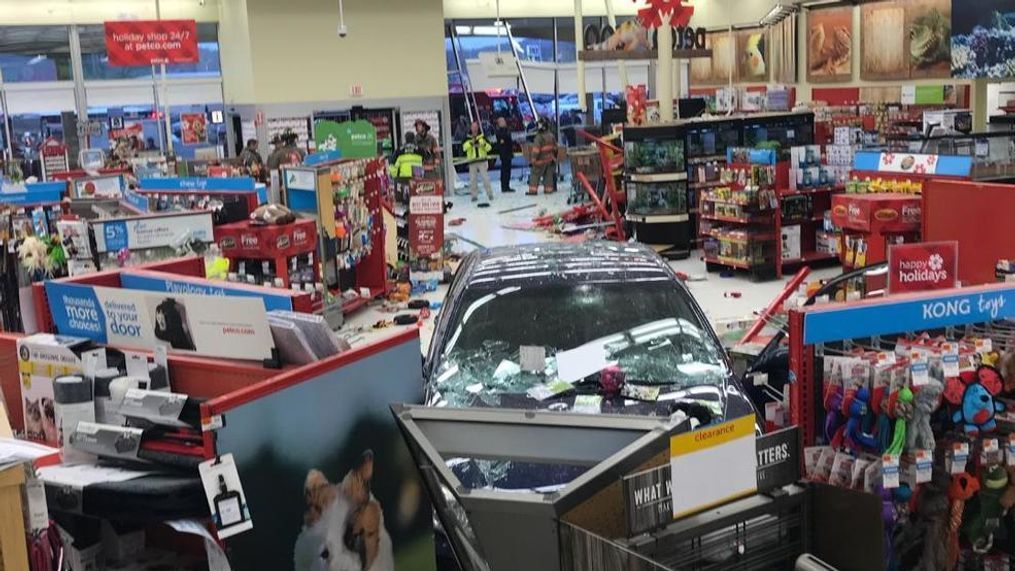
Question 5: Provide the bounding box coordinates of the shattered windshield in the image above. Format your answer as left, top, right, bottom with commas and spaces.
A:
430, 281, 730, 409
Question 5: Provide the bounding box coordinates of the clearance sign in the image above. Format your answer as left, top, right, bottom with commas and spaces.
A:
104, 20, 199, 67
669, 415, 757, 519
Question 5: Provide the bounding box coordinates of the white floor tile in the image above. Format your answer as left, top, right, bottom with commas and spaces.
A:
343, 172, 845, 350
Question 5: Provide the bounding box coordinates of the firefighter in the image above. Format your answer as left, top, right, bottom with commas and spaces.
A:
527, 118, 557, 195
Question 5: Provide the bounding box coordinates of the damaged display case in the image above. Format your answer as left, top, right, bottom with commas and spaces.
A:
392, 406, 885, 571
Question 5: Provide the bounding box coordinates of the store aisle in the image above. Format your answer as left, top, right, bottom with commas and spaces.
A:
342, 180, 843, 350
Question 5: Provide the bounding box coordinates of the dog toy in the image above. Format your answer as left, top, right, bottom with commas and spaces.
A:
962, 465, 1008, 553
824, 384, 844, 444
18, 236, 52, 278
999, 351, 1015, 394
906, 379, 944, 451
1001, 465, 1015, 512
947, 473, 980, 568
944, 366, 1006, 435
885, 387, 913, 455
599, 365, 625, 398
836, 387, 878, 452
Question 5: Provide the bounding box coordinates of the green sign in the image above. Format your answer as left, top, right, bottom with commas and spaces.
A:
313, 120, 344, 153
315, 119, 377, 159
914, 85, 945, 105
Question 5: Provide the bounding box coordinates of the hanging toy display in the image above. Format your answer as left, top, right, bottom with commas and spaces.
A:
944, 366, 1006, 435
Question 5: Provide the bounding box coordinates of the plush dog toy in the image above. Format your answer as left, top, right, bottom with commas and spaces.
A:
944, 366, 1006, 435
907, 379, 944, 451
962, 465, 1008, 553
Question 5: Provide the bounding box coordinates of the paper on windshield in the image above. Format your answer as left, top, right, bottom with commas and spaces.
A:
519, 346, 546, 373
555, 343, 615, 383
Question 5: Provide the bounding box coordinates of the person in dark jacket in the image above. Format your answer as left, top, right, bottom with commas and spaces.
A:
495, 117, 514, 193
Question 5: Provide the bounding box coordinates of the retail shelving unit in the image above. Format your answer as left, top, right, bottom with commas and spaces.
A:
700, 150, 784, 281
214, 218, 322, 309
832, 151, 973, 271
282, 156, 388, 314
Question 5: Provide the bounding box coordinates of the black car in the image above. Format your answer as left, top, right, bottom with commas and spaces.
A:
425, 241, 758, 440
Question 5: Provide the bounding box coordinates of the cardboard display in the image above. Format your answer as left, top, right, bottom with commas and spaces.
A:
44, 282, 275, 361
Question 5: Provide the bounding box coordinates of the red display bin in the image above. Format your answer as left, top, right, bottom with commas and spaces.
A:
831, 193, 922, 269
214, 218, 321, 301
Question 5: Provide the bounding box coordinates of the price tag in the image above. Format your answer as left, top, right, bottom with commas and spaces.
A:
975, 338, 993, 354
941, 343, 959, 377
881, 454, 900, 489
913, 450, 933, 484
25, 475, 49, 532
910, 351, 929, 387
982, 437, 1002, 465
948, 442, 969, 474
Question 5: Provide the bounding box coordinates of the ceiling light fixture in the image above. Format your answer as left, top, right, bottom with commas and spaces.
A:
760, 3, 798, 26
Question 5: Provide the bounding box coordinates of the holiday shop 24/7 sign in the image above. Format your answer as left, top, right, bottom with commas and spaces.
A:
104, 20, 199, 66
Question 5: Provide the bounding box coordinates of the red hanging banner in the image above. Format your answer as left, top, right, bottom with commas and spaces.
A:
104, 20, 199, 67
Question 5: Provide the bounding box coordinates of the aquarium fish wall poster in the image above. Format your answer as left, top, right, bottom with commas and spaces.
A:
952, 0, 1015, 78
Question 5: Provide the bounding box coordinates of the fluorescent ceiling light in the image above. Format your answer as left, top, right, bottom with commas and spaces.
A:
455, 25, 471, 35
472, 25, 503, 36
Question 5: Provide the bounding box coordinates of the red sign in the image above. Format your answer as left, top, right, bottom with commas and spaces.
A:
110, 123, 144, 140
888, 241, 959, 294
104, 20, 199, 67
180, 113, 207, 144
408, 180, 444, 259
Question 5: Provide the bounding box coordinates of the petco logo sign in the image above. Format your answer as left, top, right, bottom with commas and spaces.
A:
889, 242, 958, 294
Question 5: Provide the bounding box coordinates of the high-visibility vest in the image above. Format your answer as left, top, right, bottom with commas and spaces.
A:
463, 135, 492, 160
391, 151, 423, 178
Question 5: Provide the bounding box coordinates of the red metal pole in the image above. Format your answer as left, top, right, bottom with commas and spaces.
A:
739, 266, 811, 346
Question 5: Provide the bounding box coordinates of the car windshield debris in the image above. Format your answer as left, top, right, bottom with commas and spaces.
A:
431, 282, 730, 409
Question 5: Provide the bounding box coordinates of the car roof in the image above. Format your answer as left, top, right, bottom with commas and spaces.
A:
461, 241, 675, 290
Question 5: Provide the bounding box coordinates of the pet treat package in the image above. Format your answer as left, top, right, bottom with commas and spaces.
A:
17, 333, 94, 446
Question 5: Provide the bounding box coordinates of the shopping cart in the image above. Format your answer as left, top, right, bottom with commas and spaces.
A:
566, 146, 603, 205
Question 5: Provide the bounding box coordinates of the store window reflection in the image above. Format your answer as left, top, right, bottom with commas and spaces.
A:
509, 19, 554, 63
0, 26, 72, 82
87, 104, 227, 160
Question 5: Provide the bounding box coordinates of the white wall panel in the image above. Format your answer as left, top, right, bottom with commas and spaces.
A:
4, 82, 75, 114
464, 59, 651, 95
84, 79, 223, 108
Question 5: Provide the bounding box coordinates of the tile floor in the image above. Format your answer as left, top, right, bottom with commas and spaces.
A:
342, 173, 843, 352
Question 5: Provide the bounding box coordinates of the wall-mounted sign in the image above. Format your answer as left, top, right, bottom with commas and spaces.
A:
104, 19, 199, 67
180, 113, 208, 144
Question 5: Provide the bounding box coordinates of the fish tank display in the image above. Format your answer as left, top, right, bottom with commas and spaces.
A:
625, 137, 685, 174
627, 181, 688, 217
686, 121, 741, 159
